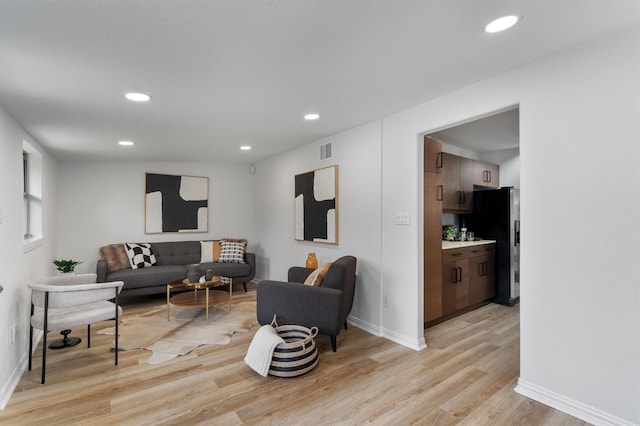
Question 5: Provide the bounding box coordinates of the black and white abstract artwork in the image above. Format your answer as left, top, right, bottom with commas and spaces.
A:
294, 165, 338, 244
145, 173, 208, 233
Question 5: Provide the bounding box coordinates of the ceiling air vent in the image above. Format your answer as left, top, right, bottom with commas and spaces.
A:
320, 142, 332, 160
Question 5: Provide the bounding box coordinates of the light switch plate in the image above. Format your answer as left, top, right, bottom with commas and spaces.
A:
395, 212, 410, 225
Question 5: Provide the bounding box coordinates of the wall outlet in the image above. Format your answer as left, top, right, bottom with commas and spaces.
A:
394, 212, 410, 225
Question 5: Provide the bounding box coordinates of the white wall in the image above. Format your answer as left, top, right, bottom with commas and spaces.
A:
376, 27, 638, 424
0, 106, 57, 409
56, 162, 256, 274
254, 121, 383, 334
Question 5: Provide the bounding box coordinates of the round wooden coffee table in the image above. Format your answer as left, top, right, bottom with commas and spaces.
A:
166, 277, 232, 323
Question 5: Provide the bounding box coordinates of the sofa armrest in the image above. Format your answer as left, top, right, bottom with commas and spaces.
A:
288, 267, 314, 283
256, 280, 342, 335
96, 259, 107, 283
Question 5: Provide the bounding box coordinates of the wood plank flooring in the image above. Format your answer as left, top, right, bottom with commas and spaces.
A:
1, 282, 589, 425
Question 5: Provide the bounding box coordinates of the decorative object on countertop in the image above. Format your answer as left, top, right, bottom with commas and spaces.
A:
443, 225, 457, 241
460, 227, 467, 241
187, 264, 201, 283
52, 259, 82, 273
305, 252, 318, 269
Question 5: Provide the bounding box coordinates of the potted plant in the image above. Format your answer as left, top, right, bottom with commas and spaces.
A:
443, 225, 457, 241
53, 259, 82, 273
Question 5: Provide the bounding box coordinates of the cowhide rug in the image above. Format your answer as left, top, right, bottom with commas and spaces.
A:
97, 301, 257, 364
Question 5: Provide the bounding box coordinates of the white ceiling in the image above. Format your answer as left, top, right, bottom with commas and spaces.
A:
0, 1, 638, 163
429, 108, 520, 153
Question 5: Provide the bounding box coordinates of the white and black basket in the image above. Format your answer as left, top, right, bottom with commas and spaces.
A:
268, 316, 319, 378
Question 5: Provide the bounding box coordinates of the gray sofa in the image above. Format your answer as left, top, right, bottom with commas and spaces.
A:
96, 241, 255, 296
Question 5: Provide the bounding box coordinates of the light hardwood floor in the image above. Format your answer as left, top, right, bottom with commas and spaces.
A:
2, 282, 589, 425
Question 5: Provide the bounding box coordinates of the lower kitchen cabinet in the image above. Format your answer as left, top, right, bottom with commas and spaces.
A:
431, 242, 496, 326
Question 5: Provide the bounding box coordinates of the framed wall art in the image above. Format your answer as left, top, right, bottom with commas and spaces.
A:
294, 165, 338, 244
145, 172, 208, 234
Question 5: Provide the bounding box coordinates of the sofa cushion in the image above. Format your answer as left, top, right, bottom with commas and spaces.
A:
107, 265, 187, 290
219, 240, 246, 263
124, 243, 157, 269
199, 261, 252, 278
200, 240, 221, 263
100, 244, 131, 273
152, 241, 200, 266
304, 262, 332, 286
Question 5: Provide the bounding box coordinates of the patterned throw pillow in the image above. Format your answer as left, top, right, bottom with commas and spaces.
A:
124, 243, 157, 269
218, 240, 246, 264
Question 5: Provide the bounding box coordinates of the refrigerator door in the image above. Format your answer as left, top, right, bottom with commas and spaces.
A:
471, 187, 520, 306
510, 189, 520, 303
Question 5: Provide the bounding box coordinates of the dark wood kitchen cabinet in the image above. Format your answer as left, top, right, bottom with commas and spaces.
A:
438, 243, 496, 322
442, 251, 469, 316
473, 161, 500, 188
423, 136, 443, 323
440, 152, 474, 213
468, 244, 496, 305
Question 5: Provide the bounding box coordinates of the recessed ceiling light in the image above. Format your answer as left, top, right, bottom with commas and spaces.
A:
240, 146, 251, 151
124, 92, 151, 102
118, 140, 134, 146
484, 15, 520, 33
304, 113, 320, 120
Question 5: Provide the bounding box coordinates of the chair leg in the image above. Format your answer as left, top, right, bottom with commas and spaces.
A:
344, 321, 348, 330
28, 324, 33, 371
115, 288, 119, 366
330, 335, 337, 352
87, 324, 91, 348
41, 292, 49, 384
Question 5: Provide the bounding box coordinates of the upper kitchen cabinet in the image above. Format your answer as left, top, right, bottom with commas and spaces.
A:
473, 161, 499, 188
439, 152, 474, 213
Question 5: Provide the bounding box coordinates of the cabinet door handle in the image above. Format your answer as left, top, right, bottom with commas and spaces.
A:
451, 268, 458, 283
437, 185, 443, 201
457, 267, 462, 282
451, 252, 463, 257
488, 170, 492, 182
437, 152, 443, 168
461, 191, 466, 204
483, 170, 488, 182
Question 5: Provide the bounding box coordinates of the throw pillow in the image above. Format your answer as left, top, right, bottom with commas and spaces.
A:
124, 243, 157, 269
100, 244, 131, 273
200, 240, 221, 263
303, 262, 332, 286
218, 240, 246, 264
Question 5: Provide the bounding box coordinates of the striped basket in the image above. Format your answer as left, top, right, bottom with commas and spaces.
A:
268, 316, 319, 378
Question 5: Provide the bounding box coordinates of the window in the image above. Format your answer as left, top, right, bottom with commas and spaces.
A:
23, 141, 43, 250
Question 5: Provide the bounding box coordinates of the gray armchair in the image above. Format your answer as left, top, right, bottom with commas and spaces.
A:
28, 273, 124, 384
256, 255, 356, 352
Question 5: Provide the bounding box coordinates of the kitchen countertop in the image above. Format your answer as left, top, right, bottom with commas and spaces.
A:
442, 240, 496, 250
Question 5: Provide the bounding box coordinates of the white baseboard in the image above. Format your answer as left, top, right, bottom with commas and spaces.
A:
348, 315, 426, 351
515, 378, 637, 426
0, 329, 41, 411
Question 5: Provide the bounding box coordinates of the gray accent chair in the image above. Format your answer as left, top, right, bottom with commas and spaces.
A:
28, 273, 123, 384
256, 255, 357, 352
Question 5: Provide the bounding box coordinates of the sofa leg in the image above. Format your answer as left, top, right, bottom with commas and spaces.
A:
344, 321, 348, 330
242, 282, 247, 292
330, 335, 337, 352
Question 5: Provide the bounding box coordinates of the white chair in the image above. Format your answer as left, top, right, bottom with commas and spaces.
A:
28, 273, 124, 384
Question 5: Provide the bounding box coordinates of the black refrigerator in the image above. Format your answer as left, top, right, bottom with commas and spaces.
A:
471, 187, 520, 306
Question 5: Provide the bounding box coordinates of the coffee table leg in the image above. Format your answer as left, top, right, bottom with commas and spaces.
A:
166, 284, 170, 321
205, 287, 209, 324
229, 278, 232, 311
